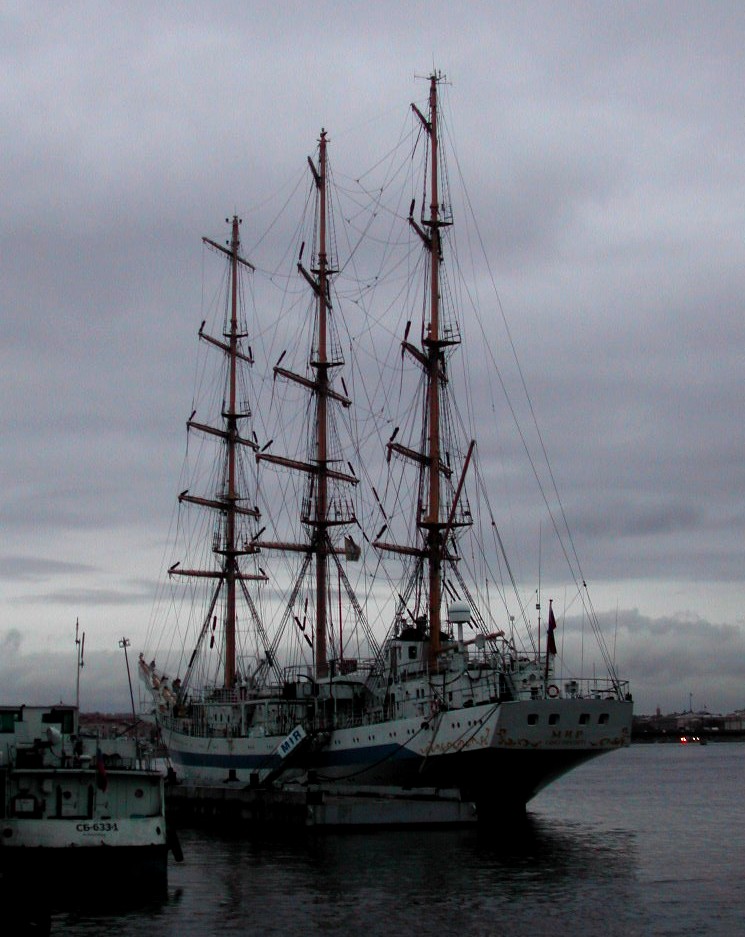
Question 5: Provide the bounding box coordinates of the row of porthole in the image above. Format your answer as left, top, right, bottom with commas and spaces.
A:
340, 726, 420, 745
336, 719, 486, 745
527, 712, 610, 726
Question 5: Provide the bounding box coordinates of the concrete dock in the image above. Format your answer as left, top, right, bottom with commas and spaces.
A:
166, 781, 478, 830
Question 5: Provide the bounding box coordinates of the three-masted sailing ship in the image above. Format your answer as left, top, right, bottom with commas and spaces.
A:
140, 75, 632, 819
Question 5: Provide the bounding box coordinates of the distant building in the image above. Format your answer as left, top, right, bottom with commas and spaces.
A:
633, 708, 745, 739
724, 711, 745, 733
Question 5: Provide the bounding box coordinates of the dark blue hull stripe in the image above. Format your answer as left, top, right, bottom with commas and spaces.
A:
173, 742, 415, 771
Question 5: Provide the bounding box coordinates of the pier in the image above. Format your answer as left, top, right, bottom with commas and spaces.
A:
166, 781, 477, 830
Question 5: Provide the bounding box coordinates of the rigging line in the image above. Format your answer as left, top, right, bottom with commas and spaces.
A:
328, 551, 380, 659
179, 581, 224, 698
246, 165, 308, 259
448, 139, 599, 612
341, 107, 413, 182
447, 702, 502, 754
237, 577, 281, 686
418, 708, 448, 772
336, 125, 412, 277
266, 552, 314, 663
451, 265, 606, 661
468, 470, 537, 648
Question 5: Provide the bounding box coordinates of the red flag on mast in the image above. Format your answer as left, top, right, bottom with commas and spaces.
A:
547, 600, 557, 656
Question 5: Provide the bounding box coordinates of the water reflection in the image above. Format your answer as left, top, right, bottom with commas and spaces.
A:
49, 745, 745, 936
48, 818, 643, 936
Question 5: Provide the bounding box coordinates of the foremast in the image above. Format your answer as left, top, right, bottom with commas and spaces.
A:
172, 216, 267, 691
257, 131, 358, 679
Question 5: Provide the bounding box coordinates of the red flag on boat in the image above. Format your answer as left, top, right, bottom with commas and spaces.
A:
547, 600, 557, 656
96, 747, 108, 792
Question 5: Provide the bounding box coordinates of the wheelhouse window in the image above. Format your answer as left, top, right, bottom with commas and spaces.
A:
0, 710, 21, 733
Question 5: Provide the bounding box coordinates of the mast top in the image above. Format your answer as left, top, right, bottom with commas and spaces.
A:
414, 69, 448, 84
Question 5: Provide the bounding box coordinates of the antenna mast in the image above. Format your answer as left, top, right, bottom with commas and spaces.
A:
75, 618, 85, 710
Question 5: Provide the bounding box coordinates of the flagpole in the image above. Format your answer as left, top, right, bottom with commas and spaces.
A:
119, 637, 140, 769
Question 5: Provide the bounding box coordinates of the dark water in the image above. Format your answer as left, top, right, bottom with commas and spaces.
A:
51, 743, 744, 936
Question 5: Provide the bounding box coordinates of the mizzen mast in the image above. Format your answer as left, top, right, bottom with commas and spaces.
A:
373, 73, 470, 671
420, 74, 445, 666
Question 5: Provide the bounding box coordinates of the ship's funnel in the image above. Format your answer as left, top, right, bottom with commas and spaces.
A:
448, 602, 471, 624
448, 602, 471, 643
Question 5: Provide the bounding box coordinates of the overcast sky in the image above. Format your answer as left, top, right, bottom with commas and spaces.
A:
2, 1, 744, 716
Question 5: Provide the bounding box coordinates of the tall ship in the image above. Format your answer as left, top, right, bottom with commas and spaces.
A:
141, 75, 632, 820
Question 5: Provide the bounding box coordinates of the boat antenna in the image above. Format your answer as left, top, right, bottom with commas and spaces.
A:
119, 636, 138, 728
537, 520, 542, 664
75, 618, 85, 710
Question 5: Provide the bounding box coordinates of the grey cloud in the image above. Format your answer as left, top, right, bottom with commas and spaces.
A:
0, 648, 135, 713
554, 607, 745, 714
2, 3, 744, 714
13, 586, 153, 608
1, 629, 24, 655
0, 557, 97, 582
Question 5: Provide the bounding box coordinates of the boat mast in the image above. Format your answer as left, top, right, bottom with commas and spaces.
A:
313, 130, 331, 678
426, 76, 442, 664
224, 215, 241, 687
414, 75, 445, 667
373, 74, 456, 670
256, 131, 357, 680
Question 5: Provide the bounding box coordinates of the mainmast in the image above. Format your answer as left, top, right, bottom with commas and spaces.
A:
311, 130, 332, 677
173, 216, 266, 690
257, 131, 357, 679
224, 216, 241, 685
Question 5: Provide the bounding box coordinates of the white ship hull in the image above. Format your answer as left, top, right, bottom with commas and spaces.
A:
160, 696, 632, 811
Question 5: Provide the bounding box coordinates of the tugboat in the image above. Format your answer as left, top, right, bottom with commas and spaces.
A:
1, 630, 177, 922
0, 703, 168, 901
